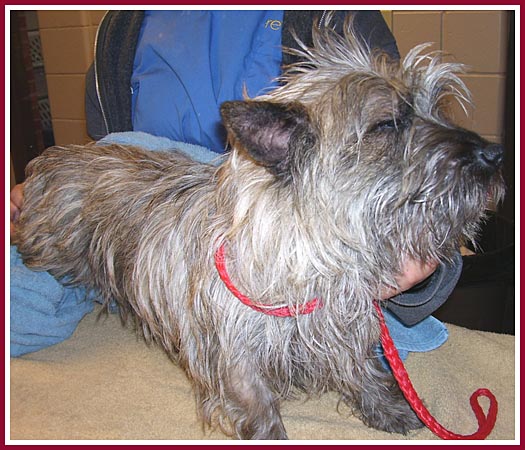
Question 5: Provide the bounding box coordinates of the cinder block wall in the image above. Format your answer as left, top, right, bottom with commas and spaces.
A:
384, 10, 508, 144
37, 10, 509, 145
37, 10, 105, 145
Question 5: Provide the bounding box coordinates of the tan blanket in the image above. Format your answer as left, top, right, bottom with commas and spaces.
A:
10, 305, 515, 441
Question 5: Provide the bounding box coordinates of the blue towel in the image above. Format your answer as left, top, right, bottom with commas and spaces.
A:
10, 246, 95, 356
376, 308, 448, 370
97, 131, 225, 165
10, 131, 448, 362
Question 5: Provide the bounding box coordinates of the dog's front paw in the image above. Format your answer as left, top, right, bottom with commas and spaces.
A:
358, 383, 424, 434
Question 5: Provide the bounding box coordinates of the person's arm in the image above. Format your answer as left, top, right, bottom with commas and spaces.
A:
380, 259, 438, 300
85, 10, 145, 140
349, 10, 400, 59
85, 64, 108, 141
386, 253, 464, 326
282, 10, 399, 67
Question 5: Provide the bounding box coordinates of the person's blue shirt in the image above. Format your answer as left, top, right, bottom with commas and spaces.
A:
131, 10, 284, 153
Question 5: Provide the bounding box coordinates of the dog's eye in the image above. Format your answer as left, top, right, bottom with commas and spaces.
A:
372, 119, 398, 132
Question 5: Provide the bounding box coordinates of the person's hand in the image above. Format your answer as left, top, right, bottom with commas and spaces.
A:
379, 258, 438, 300
10, 183, 24, 238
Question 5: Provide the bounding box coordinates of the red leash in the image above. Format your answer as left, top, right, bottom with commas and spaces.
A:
215, 243, 498, 439
373, 301, 498, 440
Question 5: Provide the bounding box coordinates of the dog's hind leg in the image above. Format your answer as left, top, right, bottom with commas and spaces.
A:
13, 150, 96, 285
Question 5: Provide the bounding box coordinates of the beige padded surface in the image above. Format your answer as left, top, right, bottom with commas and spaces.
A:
10, 305, 515, 442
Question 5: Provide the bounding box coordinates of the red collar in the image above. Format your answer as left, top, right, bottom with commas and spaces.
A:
214, 243, 323, 317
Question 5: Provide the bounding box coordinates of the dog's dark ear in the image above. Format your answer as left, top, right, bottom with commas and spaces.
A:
220, 100, 314, 174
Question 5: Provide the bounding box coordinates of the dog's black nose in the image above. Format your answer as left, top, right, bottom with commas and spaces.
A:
475, 143, 504, 169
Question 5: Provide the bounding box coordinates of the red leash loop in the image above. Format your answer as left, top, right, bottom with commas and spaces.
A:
373, 301, 498, 440
215, 243, 322, 316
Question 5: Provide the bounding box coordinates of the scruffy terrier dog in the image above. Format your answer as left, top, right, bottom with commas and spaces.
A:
14, 19, 504, 440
